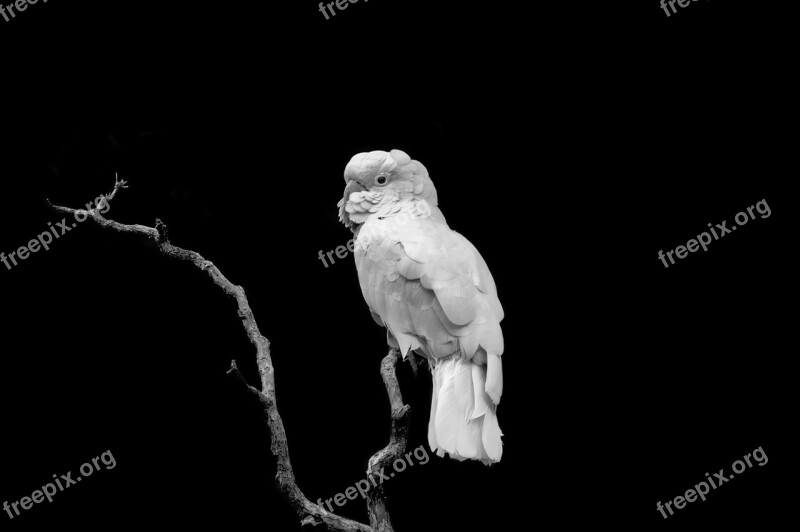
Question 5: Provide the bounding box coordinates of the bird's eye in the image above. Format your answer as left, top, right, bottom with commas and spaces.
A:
376, 175, 388, 185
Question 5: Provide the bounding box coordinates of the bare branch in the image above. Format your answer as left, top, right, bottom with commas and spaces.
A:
49, 179, 380, 532
365, 350, 411, 532
227, 362, 375, 532
406, 352, 419, 377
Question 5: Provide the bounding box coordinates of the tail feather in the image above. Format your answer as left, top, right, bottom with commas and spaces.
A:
486, 353, 503, 404
429, 356, 503, 463
453, 359, 474, 420
427, 360, 441, 452
433, 361, 460, 454
470, 363, 490, 420
454, 360, 480, 458
456, 409, 483, 459
482, 404, 503, 462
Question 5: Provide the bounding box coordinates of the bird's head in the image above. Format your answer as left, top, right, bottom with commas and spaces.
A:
337, 149, 438, 231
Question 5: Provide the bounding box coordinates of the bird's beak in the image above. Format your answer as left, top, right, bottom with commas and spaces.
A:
338, 179, 367, 230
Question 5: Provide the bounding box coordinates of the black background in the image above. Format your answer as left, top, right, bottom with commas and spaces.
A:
646, 0, 796, 529
0, 0, 796, 530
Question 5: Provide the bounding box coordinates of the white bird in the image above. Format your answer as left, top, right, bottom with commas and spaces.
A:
338, 149, 504, 463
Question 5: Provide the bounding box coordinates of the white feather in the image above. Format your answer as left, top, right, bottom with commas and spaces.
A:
482, 405, 503, 462
433, 359, 459, 454
486, 353, 503, 404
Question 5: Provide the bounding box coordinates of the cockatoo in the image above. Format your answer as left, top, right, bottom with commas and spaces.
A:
338, 149, 504, 463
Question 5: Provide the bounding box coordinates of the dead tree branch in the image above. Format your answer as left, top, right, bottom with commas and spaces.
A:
365, 349, 411, 532
48, 177, 411, 532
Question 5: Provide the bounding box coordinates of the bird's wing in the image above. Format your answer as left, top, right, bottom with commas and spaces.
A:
354, 216, 504, 361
